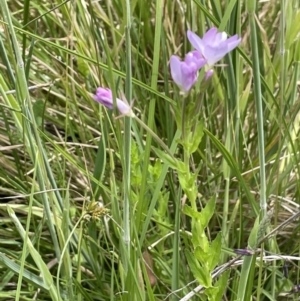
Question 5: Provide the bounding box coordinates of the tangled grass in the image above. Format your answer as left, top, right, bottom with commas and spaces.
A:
0, 0, 300, 300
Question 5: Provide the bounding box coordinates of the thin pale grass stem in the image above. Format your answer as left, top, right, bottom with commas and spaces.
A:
123, 0, 133, 270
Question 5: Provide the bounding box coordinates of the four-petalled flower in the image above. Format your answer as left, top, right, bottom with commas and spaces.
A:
187, 28, 241, 66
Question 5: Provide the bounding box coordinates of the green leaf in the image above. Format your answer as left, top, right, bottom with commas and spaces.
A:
0, 253, 49, 290
77, 55, 90, 76
193, 232, 222, 269
286, 11, 300, 48
214, 271, 230, 301
149, 159, 162, 182
183, 197, 215, 229
92, 135, 107, 199
194, 245, 210, 263
183, 204, 201, 219
131, 140, 141, 165
237, 255, 257, 301
152, 147, 178, 170
177, 172, 189, 191
203, 128, 259, 216
192, 226, 209, 249
257, 208, 273, 244
248, 215, 260, 249
178, 171, 197, 201
207, 232, 222, 270
32, 99, 44, 128
189, 120, 204, 154
199, 197, 216, 229
185, 249, 212, 288
7, 206, 62, 301
205, 286, 220, 300
176, 160, 189, 174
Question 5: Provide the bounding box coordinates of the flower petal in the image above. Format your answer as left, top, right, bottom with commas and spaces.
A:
94, 88, 114, 108
226, 35, 242, 52
116, 99, 132, 115
180, 63, 198, 91
202, 28, 218, 45
187, 30, 205, 54
187, 28, 241, 66
170, 55, 184, 88
93, 87, 133, 116
170, 51, 206, 92
203, 45, 231, 66
185, 51, 207, 69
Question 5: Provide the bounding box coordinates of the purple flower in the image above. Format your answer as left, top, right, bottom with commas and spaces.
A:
93, 88, 134, 116
187, 28, 241, 66
170, 50, 206, 92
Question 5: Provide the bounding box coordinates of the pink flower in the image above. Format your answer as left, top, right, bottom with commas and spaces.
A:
187, 28, 241, 66
93, 88, 134, 116
170, 50, 206, 92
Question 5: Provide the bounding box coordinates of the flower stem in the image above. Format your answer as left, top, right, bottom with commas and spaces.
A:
134, 117, 175, 160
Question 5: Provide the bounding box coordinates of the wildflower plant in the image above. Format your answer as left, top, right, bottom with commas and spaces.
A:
166, 27, 241, 300
93, 27, 242, 300
93, 25, 241, 301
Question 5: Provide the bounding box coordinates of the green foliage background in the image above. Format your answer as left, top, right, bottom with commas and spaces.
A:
0, 0, 300, 300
